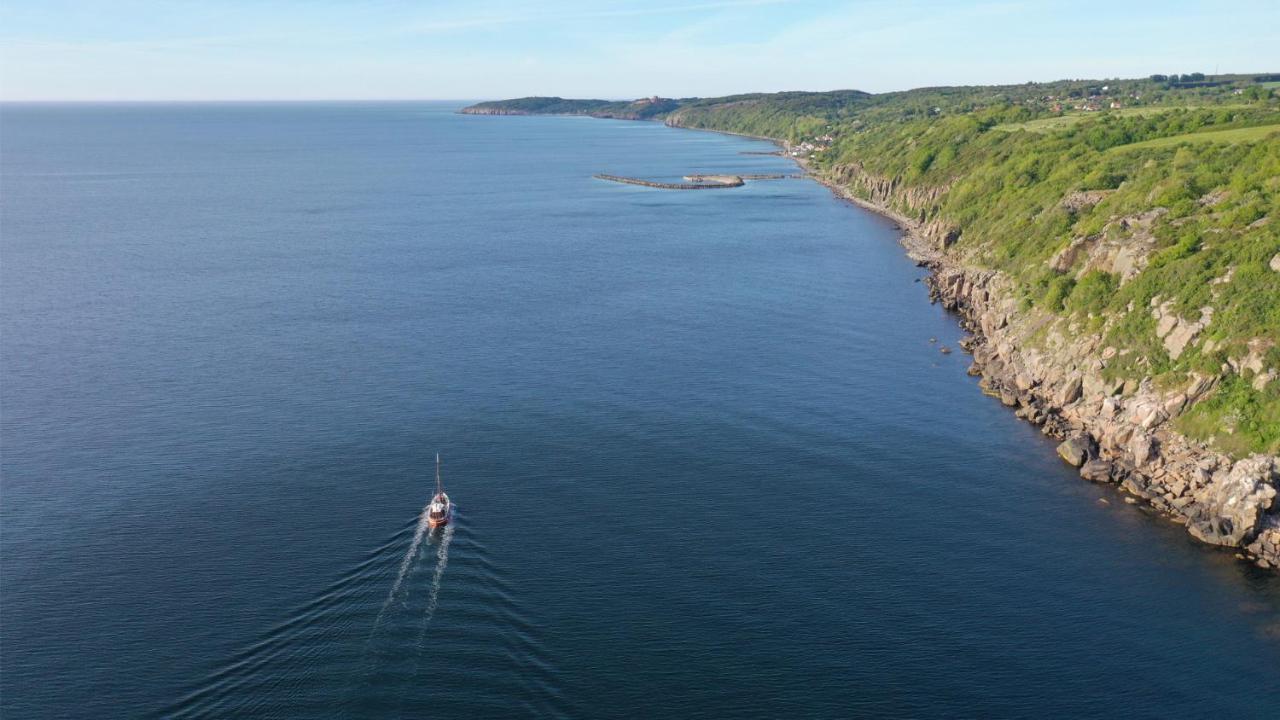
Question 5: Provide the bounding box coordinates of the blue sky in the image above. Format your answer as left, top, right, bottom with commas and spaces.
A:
2, 0, 1277, 100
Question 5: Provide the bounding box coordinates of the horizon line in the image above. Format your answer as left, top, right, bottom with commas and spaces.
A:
4, 70, 1277, 104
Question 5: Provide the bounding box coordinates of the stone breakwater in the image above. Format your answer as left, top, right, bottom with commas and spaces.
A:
595, 173, 744, 189
803, 160, 1280, 569
687, 173, 803, 181
594, 172, 805, 190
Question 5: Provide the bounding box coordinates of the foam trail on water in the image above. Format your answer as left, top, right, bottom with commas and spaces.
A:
419, 523, 454, 639
392, 523, 456, 715
371, 499, 432, 635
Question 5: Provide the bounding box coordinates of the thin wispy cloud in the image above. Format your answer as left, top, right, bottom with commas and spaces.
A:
400, 0, 795, 35
0, 0, 1275, 101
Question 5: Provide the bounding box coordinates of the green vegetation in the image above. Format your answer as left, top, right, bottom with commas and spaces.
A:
1110, 123, 1280, 150
465, 73, 1280, 454
993, 115, 1086, 133
1177, 376, 1280, 455
994, 105, 1256, 133
463, 95, 683, 120
463, 96, 616, 114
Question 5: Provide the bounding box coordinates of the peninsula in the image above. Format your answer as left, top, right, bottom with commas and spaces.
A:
464, 74, 1280, 568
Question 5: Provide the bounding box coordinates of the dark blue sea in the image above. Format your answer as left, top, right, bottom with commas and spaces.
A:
2, 102, 1278, 718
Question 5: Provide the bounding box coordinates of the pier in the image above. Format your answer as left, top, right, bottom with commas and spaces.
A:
594, 174, 743, 189
685, 173, 804, 181
594, 172, 806, 190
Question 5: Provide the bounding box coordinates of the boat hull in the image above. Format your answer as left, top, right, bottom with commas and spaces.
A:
428, 510, 451, 529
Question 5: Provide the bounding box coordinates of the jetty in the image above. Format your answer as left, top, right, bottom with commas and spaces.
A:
594, 172, 807, 190
687, 173, 805, 181
594, 174, 743, 189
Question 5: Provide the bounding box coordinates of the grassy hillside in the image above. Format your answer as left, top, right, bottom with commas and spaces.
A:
464, 74, 1280, 454
1110, 123, 1280, 150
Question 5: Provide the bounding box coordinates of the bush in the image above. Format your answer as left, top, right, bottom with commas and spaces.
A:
1042, 275, 1076, 311
1067, 271, 1118, 315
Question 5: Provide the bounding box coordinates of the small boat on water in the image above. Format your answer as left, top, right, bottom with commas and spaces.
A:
428, 453, 452, 529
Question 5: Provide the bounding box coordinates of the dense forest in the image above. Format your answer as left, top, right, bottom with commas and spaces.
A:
465, 74, 1280, 455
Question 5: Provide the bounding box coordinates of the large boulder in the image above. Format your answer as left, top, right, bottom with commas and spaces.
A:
1056, 376, 1083, 407
1130, 432, 1156, 467
1184, 373, 1218, 404
1057, 434, 1095, 467
1080, 459, 1115, 483
1187, 456, 1279, 547
1126, 398, 1168, 430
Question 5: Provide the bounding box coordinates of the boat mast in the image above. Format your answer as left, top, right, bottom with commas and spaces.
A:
435, 453, 443, 496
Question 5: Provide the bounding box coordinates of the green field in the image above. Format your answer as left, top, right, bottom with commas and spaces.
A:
994, 105, 1255, 133
1110, 122, 1280, 150
993, 115, 1084, 132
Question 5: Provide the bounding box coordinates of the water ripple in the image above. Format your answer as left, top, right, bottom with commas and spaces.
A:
160, 497, 573, 719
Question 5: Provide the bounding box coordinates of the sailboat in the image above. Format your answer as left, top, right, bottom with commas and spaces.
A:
427, 453, 452, 529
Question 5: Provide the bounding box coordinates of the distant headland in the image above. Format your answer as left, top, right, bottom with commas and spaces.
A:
460, 95, 687, 120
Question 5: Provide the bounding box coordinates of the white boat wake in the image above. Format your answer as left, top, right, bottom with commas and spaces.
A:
391, 522, 456, 716
349, 503, 457, 707
370, 499, 433, 636
418, 523, 454, 643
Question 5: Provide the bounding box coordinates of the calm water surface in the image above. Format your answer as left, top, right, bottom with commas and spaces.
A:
2, 103, 1278, 718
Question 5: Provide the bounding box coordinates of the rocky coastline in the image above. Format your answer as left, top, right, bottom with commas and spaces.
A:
807, 161, 1280, 570
463, 104, 1280, 569
638, 112, 1279, 569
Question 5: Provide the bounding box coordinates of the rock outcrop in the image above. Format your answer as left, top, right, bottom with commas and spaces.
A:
1057, 435, 1092, 467
1048, 208, 1164, 282
1152, 300, 1213, 360
1187, 456, 1278, 547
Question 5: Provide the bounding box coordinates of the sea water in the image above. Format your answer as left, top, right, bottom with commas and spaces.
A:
2, 102, 1278, 718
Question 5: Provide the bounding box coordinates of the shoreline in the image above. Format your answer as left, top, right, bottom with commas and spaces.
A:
791, 152, 1279, 570
788, 154, 1280, 571
678, 120, 1280, 570
466, 110, 1280, 570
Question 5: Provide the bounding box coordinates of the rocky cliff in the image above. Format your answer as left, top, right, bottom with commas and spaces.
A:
817, 162, 1280, 569
932, 262, 1279, 567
